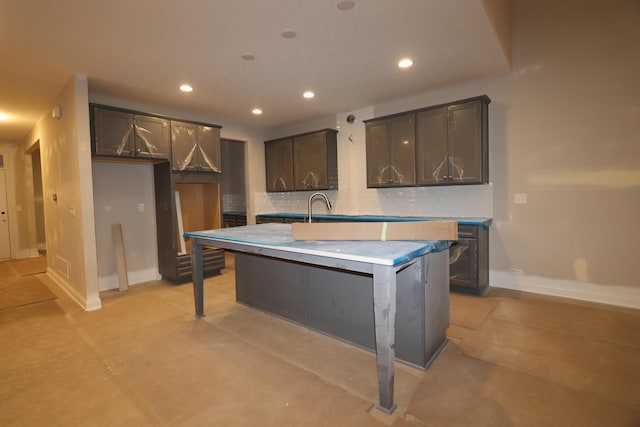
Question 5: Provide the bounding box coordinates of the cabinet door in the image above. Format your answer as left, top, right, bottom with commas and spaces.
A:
171, 121, 198, 172
366, 121, 390, 187
448, 101, 482, 183
94, 108, 135, 156
449, 237, 479, 290
265, 138, 294, 192
293, 132, 328, 190
417, 107, 449, 185
388, 114, 416, 186
196, 126, 221, 173
134, 115, 170, 159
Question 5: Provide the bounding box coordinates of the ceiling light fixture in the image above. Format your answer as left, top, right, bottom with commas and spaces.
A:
398, 58, 413, 69
303, 91, 315, 99
252, 108, 263, 115
241, 53, 255, 61
0, 113, 8, 121
281, 29, 297, 39
337, 1, 355, 11
180, 84, 193, 92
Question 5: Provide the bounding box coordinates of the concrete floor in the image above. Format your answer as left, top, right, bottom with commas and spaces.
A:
1, 253, 639, 426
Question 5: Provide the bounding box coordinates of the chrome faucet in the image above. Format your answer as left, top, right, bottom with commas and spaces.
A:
307, 192, 332, 223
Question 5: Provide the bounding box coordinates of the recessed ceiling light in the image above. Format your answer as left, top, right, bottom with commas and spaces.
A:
241, 53, 255, 61
337, 1, 355, 11
252, 108, 263, 115
303, 91, 315, 99
281, 29, 297, 39
398, 58, 413, 69
179, 84, 193, 92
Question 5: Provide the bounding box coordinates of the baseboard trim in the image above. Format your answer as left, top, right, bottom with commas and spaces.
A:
98, 268, 161, 292
47, 270, 102, 311
490, 270, 640, 310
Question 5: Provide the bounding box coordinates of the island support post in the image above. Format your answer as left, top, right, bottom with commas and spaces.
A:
189, 236, 402, 414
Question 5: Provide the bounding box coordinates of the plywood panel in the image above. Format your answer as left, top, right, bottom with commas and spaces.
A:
292, 221, 458, 241
175, 182, 221, 254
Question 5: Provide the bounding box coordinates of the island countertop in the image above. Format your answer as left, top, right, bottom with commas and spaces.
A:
184, 222, 451, 267
256, 213, 493, 228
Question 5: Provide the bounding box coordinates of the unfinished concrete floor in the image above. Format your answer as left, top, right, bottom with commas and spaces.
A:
1, 253, 639, 426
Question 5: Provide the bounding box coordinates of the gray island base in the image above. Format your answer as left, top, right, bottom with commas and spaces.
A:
186, 223, 451, 415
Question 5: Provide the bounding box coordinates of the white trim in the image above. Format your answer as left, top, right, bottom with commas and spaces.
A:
490, 270, 640, 309
8, 249, 33, 259
46, 269, 102, 311
98, 268, 161, 291
85, 294, 102, 311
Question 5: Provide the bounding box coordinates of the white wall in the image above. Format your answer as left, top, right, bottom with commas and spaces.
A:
25, 75, 100, 310
92, 162, 159, 290
255, 0, 640, 308
0, 141, 39, 259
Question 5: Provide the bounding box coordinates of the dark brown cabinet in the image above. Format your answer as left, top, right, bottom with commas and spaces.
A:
155, 165, 225, 283
293, 129, 338, 190
449, 224, 489, 295
265, 138, 294, 192
91, 105, 170, 160
417, 97, 489, 185
265, 129, 338, 192
365, 114, 416, 187
171, 120, 222, 173
223, 213, 247, 228
365, 95, 490, 188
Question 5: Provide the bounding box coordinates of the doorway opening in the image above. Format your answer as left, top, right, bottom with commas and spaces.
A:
31, 146, 46, 255
0, 154, 11, 260
220, 138, 247, 227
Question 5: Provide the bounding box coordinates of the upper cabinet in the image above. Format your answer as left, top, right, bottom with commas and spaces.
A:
293, 129, 338, 191
171, 120, 222, 173
91, 105, 170, 160
265, 137, 294, 192
365, 95, 490, 188
365, 114, 416, 188
265, 129, 338, 192
90, 104, 222, 173
417, 97, 489, 185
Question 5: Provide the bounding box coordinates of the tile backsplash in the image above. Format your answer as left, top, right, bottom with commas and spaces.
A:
254, 183, 492, 218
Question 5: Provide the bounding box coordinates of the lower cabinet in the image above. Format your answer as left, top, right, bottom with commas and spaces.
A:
155, 162, 226, 283
175, 248, 225, 283
235, 251, 449, 369
255, 216, 285, 224
449, 225, 489, 295
223, 213, 247, 228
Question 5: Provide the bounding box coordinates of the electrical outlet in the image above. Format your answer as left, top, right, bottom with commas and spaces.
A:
514, 193, 528, 204
138, 203, 145, 212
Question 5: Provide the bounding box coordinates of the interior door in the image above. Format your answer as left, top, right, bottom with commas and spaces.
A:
0, 168, 11, 259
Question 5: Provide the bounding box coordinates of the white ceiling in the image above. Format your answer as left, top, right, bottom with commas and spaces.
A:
0, 0, 510, 141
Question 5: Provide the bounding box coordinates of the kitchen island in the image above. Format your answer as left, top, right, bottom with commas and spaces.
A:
257, 213, 492, 295
185, 223, 451, 414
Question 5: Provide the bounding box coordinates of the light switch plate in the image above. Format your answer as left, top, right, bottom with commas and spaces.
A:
515, 193, 528, 204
